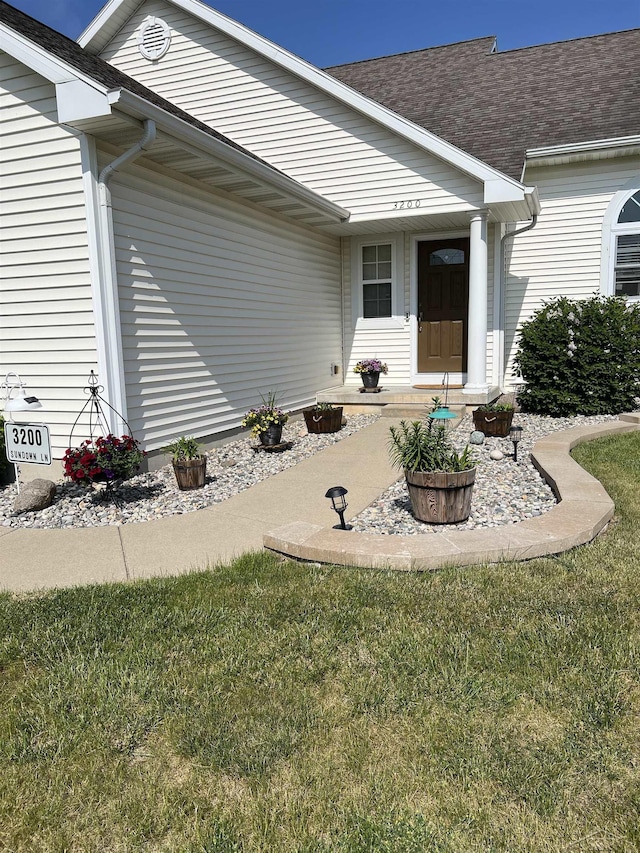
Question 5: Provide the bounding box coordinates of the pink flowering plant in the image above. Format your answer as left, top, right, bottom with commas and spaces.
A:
353, 358, 388, 375
242, 391, 289, 439
63, 434, 146, 484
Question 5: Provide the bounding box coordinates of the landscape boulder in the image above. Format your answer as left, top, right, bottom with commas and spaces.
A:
14, 479, 57, 514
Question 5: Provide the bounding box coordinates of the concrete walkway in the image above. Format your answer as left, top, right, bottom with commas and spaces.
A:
0, 419, 399, 592
1, 415, 639, 592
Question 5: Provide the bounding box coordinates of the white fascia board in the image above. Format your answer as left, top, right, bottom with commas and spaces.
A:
78, 0, 529, 203
0, 22, 101, 85
108, 89, 350, 222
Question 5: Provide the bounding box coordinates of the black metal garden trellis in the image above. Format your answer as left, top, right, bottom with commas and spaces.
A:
67, 371, 139, 505
67, 370, 133, 450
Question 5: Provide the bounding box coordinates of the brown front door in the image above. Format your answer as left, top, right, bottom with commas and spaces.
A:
417, 238, 469, 374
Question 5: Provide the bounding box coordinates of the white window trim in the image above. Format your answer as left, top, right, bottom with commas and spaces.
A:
351, 234, 404, 330
601, 177, 640, 303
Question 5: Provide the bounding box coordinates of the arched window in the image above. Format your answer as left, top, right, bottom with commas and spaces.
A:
610, 188, 640, 299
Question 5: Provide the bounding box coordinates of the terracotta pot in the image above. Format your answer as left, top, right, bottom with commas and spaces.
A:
472, 409, 514, 438
361, 372, 380, 389
405, 467, 476, 524
172, 456, 206, 490
303, 407, 343, 434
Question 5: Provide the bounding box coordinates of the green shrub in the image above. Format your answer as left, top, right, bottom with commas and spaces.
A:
0, 415, 9, 481
513, 295, 640, 416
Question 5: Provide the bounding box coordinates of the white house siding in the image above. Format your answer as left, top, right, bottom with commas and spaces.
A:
109, 162, 341, 450
504, 158, 640, 385
98, 0, 484, 219
344, 226, 495, 386
0, 52, 97, 460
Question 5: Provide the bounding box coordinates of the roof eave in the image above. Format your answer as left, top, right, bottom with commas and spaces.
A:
103, 89, 351, 223
525, 135, 640, 170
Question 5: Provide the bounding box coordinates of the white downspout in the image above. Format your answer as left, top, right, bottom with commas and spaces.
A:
499, 214, 538, 389
96, 120, 156, 433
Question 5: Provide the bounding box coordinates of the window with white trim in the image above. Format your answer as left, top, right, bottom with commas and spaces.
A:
612, 190, 640, 299
362, 243, 392, 318
351, 235, 403, 327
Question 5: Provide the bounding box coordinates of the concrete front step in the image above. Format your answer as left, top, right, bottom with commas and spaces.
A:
381, 403, 467, 420
317, 384, 501, 408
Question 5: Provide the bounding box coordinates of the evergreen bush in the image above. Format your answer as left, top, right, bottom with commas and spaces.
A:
0, 415, 9, 481
513, 295, 640, 416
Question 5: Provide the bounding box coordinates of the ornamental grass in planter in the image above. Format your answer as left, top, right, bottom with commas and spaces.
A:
165, 436, 206, 490
242, 391, 289, 446
303, 403, 343, 434
388, 420, 476, 524
472, 402, 514, 437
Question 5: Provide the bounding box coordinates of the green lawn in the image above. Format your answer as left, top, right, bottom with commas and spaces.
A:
1, 433, 639, 852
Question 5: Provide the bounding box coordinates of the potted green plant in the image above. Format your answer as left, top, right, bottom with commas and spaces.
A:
165, 436, 207, 490
242, 391, 289, 446
353, 358, 388, 389
472, 402, 515, 437
303, 402, 343, 434
388, 420, 476, 524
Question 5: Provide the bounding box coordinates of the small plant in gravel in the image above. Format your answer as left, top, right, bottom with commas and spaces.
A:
514, 294, 640, 416
63, 434, 146, 484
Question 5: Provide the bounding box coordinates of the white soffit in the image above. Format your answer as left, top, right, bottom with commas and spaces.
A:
0, 21, 349, 223
78, 0, 533, 205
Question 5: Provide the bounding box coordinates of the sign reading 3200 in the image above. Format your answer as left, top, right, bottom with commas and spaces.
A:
4, 423, 52, 465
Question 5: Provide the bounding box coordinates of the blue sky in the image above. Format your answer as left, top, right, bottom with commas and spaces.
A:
10, 0, 640, 66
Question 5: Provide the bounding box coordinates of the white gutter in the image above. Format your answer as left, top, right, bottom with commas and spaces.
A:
94, 119, 157, 433
107, 90, 350, 223
527, 135, 640, 159
524, 136, 640, 176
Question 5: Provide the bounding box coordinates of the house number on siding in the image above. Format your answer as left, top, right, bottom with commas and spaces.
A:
393, 200, 422, 210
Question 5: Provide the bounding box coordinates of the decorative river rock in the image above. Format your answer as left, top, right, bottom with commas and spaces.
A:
470, 430, 485, 445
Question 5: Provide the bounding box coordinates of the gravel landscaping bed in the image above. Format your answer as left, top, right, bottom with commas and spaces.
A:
350, 413, 620, 535
1, 411, 628, 533
0, 415, 378, 530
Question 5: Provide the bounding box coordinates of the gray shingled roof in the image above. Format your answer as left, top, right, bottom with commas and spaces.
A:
0, 1, 283, 174
326, 30, 640, 180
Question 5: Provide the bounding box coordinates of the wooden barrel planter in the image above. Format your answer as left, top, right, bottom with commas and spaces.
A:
172, 457, 207, 490
405, 468, 476, 524
303, 407, 343, 434
472, 409, 514, 438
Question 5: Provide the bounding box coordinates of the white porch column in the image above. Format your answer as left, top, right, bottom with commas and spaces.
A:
463, 210, 490, 394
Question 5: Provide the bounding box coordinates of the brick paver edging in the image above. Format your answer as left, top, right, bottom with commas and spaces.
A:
264, 414, 640, 571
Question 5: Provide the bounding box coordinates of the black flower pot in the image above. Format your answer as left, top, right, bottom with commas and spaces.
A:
361, 372, 380, 389
259, 424, 283, 446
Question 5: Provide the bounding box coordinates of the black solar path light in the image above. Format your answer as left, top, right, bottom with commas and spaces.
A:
509, 425, 523, 462
325, 485, 351, 530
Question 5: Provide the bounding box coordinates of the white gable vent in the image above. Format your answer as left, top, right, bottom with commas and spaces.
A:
137, 17, 171, 61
